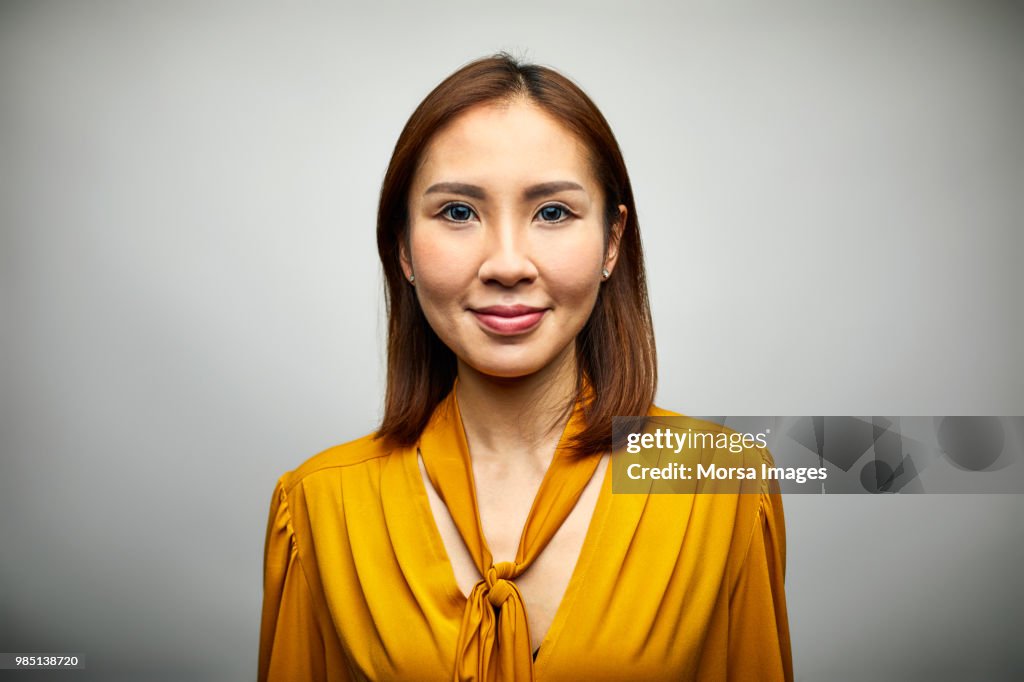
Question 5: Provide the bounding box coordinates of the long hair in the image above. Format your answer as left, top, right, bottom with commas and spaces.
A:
375, 52, 657, 456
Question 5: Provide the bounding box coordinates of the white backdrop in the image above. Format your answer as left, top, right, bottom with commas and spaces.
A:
2, 1, 1022, 680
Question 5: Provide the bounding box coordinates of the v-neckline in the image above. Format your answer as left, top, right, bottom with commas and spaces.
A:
409, 444, 614, 670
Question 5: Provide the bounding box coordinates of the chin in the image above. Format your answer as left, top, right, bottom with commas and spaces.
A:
461, 344, 576, 382
470, 363, 543, 381
461, 352, 550, 381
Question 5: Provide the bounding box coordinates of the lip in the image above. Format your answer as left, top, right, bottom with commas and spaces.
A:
470, 305, 547, 335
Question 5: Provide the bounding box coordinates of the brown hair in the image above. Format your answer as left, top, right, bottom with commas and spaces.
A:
375, 52, 657, 456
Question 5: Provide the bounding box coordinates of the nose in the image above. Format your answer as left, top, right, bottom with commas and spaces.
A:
477, 218, 538, 287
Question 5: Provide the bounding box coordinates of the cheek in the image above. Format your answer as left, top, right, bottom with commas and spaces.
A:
409, 228, 476, 303
546, 263, 598, 303
539, 235, 605, 305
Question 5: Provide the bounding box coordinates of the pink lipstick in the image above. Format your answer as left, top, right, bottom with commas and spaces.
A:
471, 305, 547, 335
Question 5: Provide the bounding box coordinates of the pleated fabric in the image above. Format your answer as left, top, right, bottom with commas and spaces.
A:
416, 381, 602, 682
258, 380, 793, 681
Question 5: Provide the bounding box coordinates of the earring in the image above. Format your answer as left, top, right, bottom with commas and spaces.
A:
601, 268, 610, 280
409, 274, 415, 284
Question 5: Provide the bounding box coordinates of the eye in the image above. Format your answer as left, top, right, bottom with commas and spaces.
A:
537, 204, 573, 224
440, 202, 476, 223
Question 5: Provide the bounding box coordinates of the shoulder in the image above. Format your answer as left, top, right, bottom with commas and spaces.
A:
647, 405, 785, 565
647, 404, 733, 435
276, 431, 395, 496
645, 404, 777, 489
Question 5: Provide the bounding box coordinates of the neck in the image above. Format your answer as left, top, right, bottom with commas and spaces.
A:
455, 345, 580, 468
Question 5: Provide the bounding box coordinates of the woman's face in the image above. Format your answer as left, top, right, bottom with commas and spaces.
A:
402, 99, 625, 380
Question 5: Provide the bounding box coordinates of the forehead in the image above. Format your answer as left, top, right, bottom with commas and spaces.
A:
413, 100, 597, 189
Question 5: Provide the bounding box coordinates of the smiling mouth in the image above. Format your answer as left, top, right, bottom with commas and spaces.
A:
470, 305, 547, 335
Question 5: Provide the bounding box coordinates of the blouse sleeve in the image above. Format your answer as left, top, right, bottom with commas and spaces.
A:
727, 477, 794, 681
258, 478, 334, 682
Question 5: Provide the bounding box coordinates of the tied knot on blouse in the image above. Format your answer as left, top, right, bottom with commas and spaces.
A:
417, 378, 602, 682
483, 561, 520, 609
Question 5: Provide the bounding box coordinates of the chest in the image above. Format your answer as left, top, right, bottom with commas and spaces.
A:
417, 452, 609, 653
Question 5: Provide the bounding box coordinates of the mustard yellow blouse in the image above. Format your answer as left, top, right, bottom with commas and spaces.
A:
259, 385, 793, 681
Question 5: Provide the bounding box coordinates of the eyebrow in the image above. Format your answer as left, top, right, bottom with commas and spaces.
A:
423, 181, 585, 201
523, 181, 586, 201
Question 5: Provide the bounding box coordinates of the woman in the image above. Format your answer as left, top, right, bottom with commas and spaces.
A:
259, 53, 792, 681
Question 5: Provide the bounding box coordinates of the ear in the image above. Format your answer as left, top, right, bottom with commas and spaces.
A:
603, 204, 627, 275
398, 236, 414, 283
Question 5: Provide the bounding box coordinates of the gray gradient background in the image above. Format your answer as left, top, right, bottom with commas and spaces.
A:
1, 1, 1022, 680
